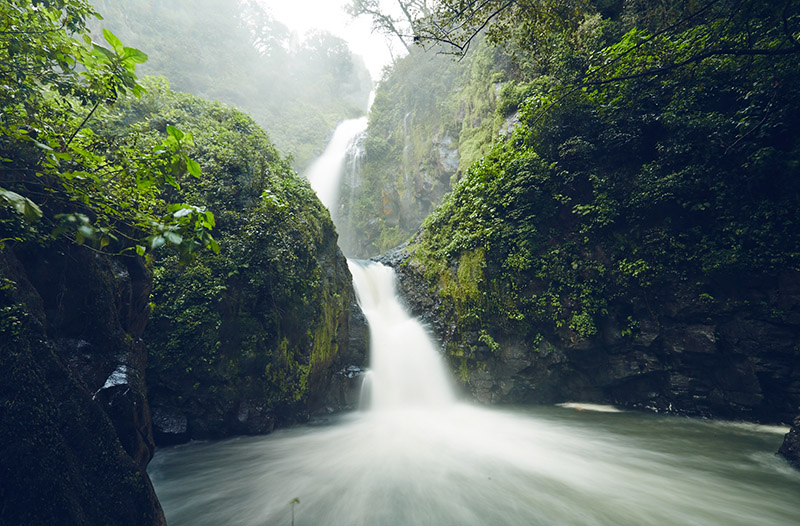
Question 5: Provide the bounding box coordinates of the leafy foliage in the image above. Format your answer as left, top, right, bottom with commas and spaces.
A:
340, 39, 510, 257
0, 0, 216, 261
407, 0, 800, 355
105, 81, 353, 430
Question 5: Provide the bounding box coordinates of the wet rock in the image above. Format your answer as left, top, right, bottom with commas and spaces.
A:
380, 243, 800, 424
0, 245, 164, 525
435, 135, 460, 173
499, 112, 520, 138
322, 365, 367, 412
778, 415, 800, 470
151, 408, 189, 446
235, 400, 274, 435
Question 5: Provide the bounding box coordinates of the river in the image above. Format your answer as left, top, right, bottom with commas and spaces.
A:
149, 260, 800, 526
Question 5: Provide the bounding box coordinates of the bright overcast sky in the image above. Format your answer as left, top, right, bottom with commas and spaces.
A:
256, 0, 406, 81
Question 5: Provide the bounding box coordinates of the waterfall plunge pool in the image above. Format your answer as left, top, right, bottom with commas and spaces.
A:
148, 404, 798, 526
148, 263, 799, 526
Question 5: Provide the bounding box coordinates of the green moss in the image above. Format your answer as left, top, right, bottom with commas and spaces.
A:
340, 39, 511, 257
103, 81, 353, 435
402, 15, 800, 364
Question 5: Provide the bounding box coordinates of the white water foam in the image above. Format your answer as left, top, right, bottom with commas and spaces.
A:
304, 117, 368, 218
348, 260, 455, 410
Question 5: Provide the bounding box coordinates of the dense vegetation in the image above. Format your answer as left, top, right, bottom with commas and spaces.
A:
1, 0, 364, 519
103, 79, 356, 437
340, 39, 510, 256
408, 0, 800, 340
0, 0, 217, 266
92, 0, 372, 168
384, 0, 800, 397
0, 1, 198, 522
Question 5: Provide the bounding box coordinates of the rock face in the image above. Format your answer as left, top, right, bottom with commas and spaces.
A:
145, 216, 369, 445
0, 244, 165, 525
381, 248, 800, 425
320, 298, 371, 412
779, 415, 800, 469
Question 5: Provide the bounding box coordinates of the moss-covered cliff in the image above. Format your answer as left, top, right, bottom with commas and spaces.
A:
340, 41, 511, 257
0, 0, 368, 515
374, 3, 800, 425
102, 80, 367, 443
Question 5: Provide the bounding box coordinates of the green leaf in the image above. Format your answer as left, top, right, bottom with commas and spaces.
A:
164, 231, 183, 245
204, 211, 216, 228
209, 238, 221, 254
173, 207, 195, 218
0, 188, 43, 222
78, 225, 95, 239
150, 235, 166, 250
92, 43, 115, 63
32, 139, 54, 151
122, 47, 148, 64
165, 173, 180, 189
186, 158, 201, 178
136, 245, 146, 256
103, 28, 124, 55
166, 125, 185, 141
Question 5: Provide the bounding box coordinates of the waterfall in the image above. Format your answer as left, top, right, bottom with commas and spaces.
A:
304, 117, 368, 219
151, 155, 800, 526
339, 125, 366, 256
348, 261, 455, 410
305, 117, 456, 409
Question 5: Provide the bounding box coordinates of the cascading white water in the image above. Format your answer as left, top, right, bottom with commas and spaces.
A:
304, 117, 368, 220
348, 261, 455, 410
149, 237, 800, 526
148, 90, 800, 526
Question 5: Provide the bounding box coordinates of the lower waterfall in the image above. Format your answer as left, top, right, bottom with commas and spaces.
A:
348, 260, 455, 410
148, 99, 798, 526
148, 261, 799, 526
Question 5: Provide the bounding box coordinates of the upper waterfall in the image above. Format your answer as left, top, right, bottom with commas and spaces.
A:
304, 117, 368, 219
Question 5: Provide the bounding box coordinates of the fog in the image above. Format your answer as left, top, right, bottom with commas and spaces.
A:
91, 0, 379, 168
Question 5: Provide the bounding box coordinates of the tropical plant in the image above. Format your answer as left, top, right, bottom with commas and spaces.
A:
0, 0, 217, 260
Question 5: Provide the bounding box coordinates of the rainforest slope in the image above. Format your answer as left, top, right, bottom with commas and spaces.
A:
372, 0, 800, 427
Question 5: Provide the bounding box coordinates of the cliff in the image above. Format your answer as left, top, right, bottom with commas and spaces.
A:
0, 244, 165, 525
339, 41, 508, 257
103, 80, 369, 444
381, 246, 800, 425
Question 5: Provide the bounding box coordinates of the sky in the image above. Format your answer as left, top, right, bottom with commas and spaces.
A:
256, 0, 406, 81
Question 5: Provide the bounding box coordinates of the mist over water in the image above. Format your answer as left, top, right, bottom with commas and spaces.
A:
149, 262, 800, 526
149, 79, 799, 526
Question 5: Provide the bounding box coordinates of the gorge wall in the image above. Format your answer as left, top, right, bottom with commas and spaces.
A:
0, 81, 369, 519
380, 246, 800, 425
0, 245, 165, 525
354, 3, 800, 466
104, 81, 369, 445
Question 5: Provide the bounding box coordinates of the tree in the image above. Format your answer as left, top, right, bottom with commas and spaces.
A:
346, 0, 435, 53
410, 0, 800, 123
412, 0, 590, 56
0, 0, 217, 260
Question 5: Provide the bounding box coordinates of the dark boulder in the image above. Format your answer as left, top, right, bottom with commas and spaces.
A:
151, 408, 190, 446
0, 245, 164, 525
779, 415, 800, 470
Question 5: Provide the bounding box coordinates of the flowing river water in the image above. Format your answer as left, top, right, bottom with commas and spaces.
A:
148, 120, 800, 525
149, 260, 799, 525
